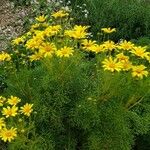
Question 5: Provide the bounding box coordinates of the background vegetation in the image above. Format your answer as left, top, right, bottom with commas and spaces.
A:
69, 0, 150, 41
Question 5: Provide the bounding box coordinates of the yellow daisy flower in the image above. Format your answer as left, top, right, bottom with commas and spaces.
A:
116, 53, 129, 62
25, 35, 44, 50
56, 46, 74, 58
118, 40, 134, 51
44, 25, 61, 37
2, 106, 18, 118
12, 37, 24, 45
102, 57, 122, 72
20, 103, 33, 117
7, 96, 21, 106
90, 44, 105, 53
0, 52, 11, 62
51, 10, 69, 19
30, 23, 40, 30
131, 46, 149, 59
120, 61, 132, 71
0, 127, 17, 142
65, 25, 89, 39
132, 65, 148, 79
35, 15, 46, 22
101, 27, 116, 34
102, 40, 116, 51
81, 39, 97, 51
39, 42, 57, 58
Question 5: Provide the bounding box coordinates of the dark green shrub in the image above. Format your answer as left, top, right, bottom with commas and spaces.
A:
132, 37, 150, 47
68, 0, 150, 41
3, 61, 150, 150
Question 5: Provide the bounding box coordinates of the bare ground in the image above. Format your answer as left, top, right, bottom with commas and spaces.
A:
0, 0, 31, 50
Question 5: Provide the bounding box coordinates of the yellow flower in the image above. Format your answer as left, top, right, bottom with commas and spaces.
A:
25, 39, 37, 50
12, 37, 24, 45
102, 40, 116, 51
2, 106, 18, 118
25, 34, 44, 50
29, 52, 43, 62
132, 65, 148, 79
56, 46, 74, 58
20, 103, 33, 117
51, 10, 69, 19
65, 25, 89, 39
0, 96, 6, 106
73, 25, 89, 32
30, 23, 40, 30
72, 25, 89, 39
120, 61, 132, 71
0, 52, 11, 62
44, 25, 61, 37
116, 53, 129, 62
39, 42, 57, 57
131, 46, 149, 59
30, 23, 48, 31
118, 40, 134, 50
7, 96, 21, 106
35, 15, 46, 22
81, 39, 97, 51
34, 30, 45, 37
0, 118, 6, 130
25, 31, 32, 37
102, 57, 122, 72
90, 44, 105, 53
0, 127, 17, 142
101, 27, 116, 34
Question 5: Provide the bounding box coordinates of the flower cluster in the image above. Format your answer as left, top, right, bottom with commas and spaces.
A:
9, 9, 89, 62
0, 96, 33, 142
81, 37, 149, 79
2, 10, 149, 80
100, 40, 149, 79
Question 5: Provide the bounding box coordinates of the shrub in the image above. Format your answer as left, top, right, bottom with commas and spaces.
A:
68, 0, 150, 41
1, 8, 150, 150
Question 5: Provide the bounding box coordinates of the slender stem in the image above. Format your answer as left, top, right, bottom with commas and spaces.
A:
96, 55, 100, 99
128, 97, 144, 110
14, 71, 27, 97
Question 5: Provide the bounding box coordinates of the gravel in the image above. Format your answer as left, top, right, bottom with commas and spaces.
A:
0, 0, 31, 50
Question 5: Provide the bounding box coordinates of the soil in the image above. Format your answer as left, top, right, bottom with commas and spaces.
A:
0, 0, 31, 50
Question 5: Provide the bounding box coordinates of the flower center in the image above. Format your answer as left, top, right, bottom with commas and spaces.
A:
109, 63, 116, 69
25, 108, 30, 113
45, 46, 52, 52
7, 110, 12, 115
61, 50, 68, 55
5, 131, 12, 138
136, 69, 142, 74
